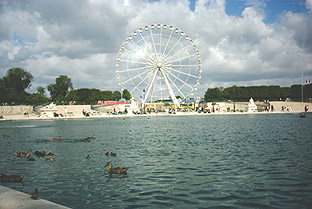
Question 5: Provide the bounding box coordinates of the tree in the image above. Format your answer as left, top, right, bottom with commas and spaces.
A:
0, 68, 33, 104
204, 87, 223, 102
36, 86, 46, 96
1, 68, 33, 94
112, 91, 121, 101
48, 75, 73, 102
122, 89, 131, 100
25, 93, 50, 106
101, 91, 113, 101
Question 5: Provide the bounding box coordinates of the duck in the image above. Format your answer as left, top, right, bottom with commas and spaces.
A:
16, 149, 32, 157
31, 189, 39, 200
2, 134, 9, 138
45, 157, 54, 162
26, 153, 35, 161
46, 151, 54, 156
84, 135, 95, 142
49, 136, 62, 142
104, 162, 128, 174
105, 152, 110, 156
86, 154, 90, 160
0, 173, 24, 183
110, 152, 116, 157
34, 151, 46, 157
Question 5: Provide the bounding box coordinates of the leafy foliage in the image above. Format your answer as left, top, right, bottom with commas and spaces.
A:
112, 91, 122, 101
122, 89, 131, 100
47, 75, 73, 102
204, 85, 297, 102
0, 68, 34, 104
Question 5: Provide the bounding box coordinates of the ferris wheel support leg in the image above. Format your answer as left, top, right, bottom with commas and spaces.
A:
142, 69, 158, 108
160, 69, 180, 108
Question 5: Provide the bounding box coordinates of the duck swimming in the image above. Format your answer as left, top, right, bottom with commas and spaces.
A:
0, 173, 24, 183
34, 151, 46, 157
84, 135, 95, 142
105, 152, 110, 156
2, 134, 9, 138
110, 152, 116, 157
16, 149, 32, 157
86, 154, 90, 160
46, 151, 54, 156
104, 162, 128, 174
26, 153, 35, 161
45, 157, 54, 162
49, 136, 62, 142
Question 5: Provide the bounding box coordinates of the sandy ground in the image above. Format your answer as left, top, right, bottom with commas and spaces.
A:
0, 101, 310, 122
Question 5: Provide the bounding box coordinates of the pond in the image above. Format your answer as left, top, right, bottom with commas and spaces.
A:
1, 114, 312, 208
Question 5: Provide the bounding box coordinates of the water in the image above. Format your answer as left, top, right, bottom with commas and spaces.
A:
1, 114, 312, 208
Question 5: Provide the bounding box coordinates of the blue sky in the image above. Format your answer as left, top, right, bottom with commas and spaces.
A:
189, 0, 309, 23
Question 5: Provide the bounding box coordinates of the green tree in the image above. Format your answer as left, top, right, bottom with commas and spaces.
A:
101, 91, 113, 101
25, 93, 50, 106
1, 68, 33, 94
112, 91, 121, 101
65, 89, 78, 102
122, 89, 131, 100
204, 87, 223, 102
48, 75, 73, 102
0, 68, 33, 104
36, 86, 46, 96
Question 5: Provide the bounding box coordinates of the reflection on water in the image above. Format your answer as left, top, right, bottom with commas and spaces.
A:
1, 114, 312, 208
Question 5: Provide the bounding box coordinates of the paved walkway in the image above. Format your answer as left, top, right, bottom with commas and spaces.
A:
0, 186, 70, 209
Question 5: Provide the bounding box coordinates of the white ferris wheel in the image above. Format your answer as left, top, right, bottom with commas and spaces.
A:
116, 23, 202, 107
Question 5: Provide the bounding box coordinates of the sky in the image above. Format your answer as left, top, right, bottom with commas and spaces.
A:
0, 0, 312, 100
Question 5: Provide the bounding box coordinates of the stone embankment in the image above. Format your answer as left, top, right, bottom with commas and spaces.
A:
0, 185, 70, 209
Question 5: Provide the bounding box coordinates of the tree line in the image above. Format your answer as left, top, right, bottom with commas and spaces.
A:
204, 84, 312, 102
1, 67, 311, 106
0, 68, 131, 106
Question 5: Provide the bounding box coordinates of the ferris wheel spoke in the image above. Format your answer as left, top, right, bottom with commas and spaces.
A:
130, 71, 151, 94
128, 39, 156, 62
117, 65, 150, 73
139, 32, 157, 61
163, 68, 194, 90
119, 58, 150, 66
164, 66, 199, 79
143, 69, 158, 104
149, 28, 158, 57
165, 53, 197, 65
162, 69, 186, 98
169, 64, 199, 67
164, 43, 191, 63
159, 26, 162, 54
163, 35, 183, 61
161, 29, 174, 58
122, 70, 150, 85
122, 47, 152, 63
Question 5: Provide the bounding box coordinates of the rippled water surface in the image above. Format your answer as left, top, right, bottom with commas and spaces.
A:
1, 114, 312, 208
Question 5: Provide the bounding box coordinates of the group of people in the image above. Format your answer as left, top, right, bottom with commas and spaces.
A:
281, 105, 292, 112
264, 104, 274, 112
82, 109, 90, 116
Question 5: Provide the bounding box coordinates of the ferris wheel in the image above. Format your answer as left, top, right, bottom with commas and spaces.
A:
116, 23, 202, 107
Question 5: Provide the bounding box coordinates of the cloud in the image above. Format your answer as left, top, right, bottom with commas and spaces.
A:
0, 0, 311, 100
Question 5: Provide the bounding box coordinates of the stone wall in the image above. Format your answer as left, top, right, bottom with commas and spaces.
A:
0, 106, 33, 115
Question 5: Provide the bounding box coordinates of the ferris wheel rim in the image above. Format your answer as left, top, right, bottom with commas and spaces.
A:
116, 23, 202, 103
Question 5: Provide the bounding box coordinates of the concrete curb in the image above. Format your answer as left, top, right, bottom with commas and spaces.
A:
0, 186, 70, 209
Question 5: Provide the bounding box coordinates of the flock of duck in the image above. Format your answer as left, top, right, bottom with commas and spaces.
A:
1, 134, 128, 184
